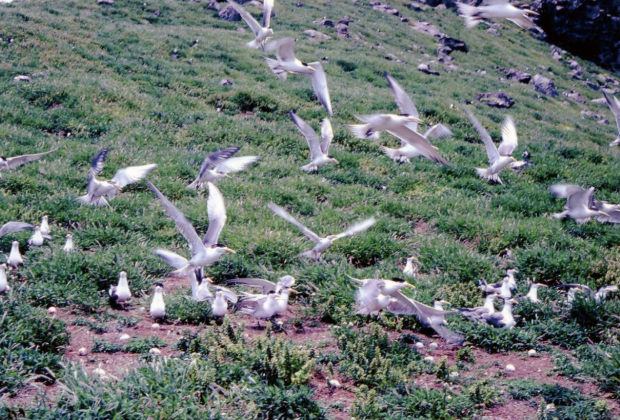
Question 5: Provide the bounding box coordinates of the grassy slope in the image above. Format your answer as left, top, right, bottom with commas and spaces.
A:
1, 0, 620, 418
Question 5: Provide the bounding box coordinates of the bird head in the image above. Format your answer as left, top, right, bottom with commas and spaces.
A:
42, 215, 48, 222
0, 156, 7, 167
120, 271, 127, 280
437, 299, 451, 306
216, 170, 231, 178
212, 244, 236, 254
328, 155, 339, 165
66, 233, 72, 239
390, 277, 416, 289
11, 240, 19, 248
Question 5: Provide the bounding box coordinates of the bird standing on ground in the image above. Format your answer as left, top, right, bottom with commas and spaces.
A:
0, 148, 57, 178
186, 147, 259, 189
236, 291, 279, 327
0, 264, 9, 293
403, 256, 419, 278
227, 0, 274, 50
457, 0, 539, 30
7, 241, 23, 268
109, 271, 132, 308
290, 112, 338, 172
524, 282, 547, 303
269, 203, 376, 262
483, 298, 518, 329
458, 294, 498, 322
479, 277, 512, 299
224, 275, 295, 315
63, 234, 74, 252
549, 184, 607, 224
150, 284, 166, 320
28, 226, 44, 247
40, 216, 52, 239
78, 149, 157, 207
211, 288, 238, 317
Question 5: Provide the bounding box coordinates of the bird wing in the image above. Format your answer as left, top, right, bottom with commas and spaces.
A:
549, 184, 585, 199
153, 248, 188, 269
90, 148, 109, 175
307, 62, 333, 116
146, 181, 204, 256
482, 0, 509, 4
334, 218, 376, 240
223, 278, 276, 294
603, 91, 620, 135
198, 147, 241, 179
111, 164, 157, 188
506, 16, 536, 30
432, 324, 465, 345
356, 280, 383, 307
203, 182, 227, 246
274, 38, 296, 62
6, 148, 57, 169
463, 107, 500, 165
227, 0, 262, 36
212, 286, 239, 304
263, 0, 274, 28
276, 275, 295, 290
423, 124, 453, 139
497, 116, 518, 156
385, 72, 419, 128
346, 274, 367, 285
387, 125, 449, 165
268, 203, 321, 243
289, 112, 323, 161
0, 222, 34, 238
556, 283, 593, 294
320, 118, 333, 155
215, 156, 260, 174
567, 187, 595, 210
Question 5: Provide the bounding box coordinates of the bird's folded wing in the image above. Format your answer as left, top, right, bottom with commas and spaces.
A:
498, 116, 518, 156
290, 112, 323, 161
198, 147, 241, 179
0, 222, 35, 238
386, 292, 420, 315
268, 202, 321, 243
203, 182, 227, 246
334, 217, 376, 240
320, 118, 333, 155
227, 0, 262, 36
216, 155, 260, 174
308, 62, 333, 116
7, 148, 58, 169
463, 106, 499, 165
112, 164, 157, 188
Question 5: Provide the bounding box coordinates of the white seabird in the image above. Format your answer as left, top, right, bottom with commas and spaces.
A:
524, 282, 547, 303
211, 288, 239, 317
40, 215, 52, 239
63, 234, 74, 252
264, 38, 333, 115
556, 283, 618, 303
549, 184, 607, 224
478, 277, 512, 299
355, 280, 394, 315
148, 181, 236, 277
458, 294, 498, 322
28, 226, 45, 247
290, 112, 339, 172
78, 148, 157, 207
236, 290, 279, 327
109, 271, 132, 308
187, 146, 259, 189
0, 222, 34, 239
0, 264, 9, 293
0, 148, 57, 178
403, 256, 419, 278
224, 275, 295, 294
464, 107, 519, 184
150, 284, 166, 320
457, 0, 539, 30
269, 203, 376, 262
347, 275, 415, 296
7, 241, 23, 268
227, 0, 274, 50
483, 298, 518, 329
602, 91, 620, 146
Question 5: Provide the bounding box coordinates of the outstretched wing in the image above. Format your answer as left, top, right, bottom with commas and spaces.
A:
549, 184, 585, 199
290, 112, 322, 161
320, 118, 333, 154
227, 0, 262, 36
198, 147, 241, 179
423, 124, 453, 139
263, 0, 274, 28
308, 62, 333, 116
603, 91, 620, 135
385, 72, 419, 131
6, 148, 57, 169
268, 202, 321, 243
203, 182, 227, 246
463, 106, 499, 165
334, 218, 376, 240
223, 278, 276, 294
497, 116, 518, 156
215, 155, 260, 174
90, 148, 109, 175
111, 164, 157, 188
0, 222, 34, 238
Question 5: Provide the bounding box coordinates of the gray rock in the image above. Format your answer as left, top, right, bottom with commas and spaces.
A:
585, 80, 600, 91
487, 28, 501, 36
409, 3, 422, 11
218, 5, 241, 21
315, 17, 335, 27
335, 23, 349, 37
410, 21, 442, 37
220, 78, 233, 86
97, 0, 114, 4
207, 1, 220, 11
598, 119, 610, 125
476, 92, 515, 108
372, 4, 399, 15
569, 69, 583, 80
581, 109, 601, 118
418, 63, 439, 75
504, 69, 532, 84
530, 74, 558, 97
563, 91, 585, 103
438, 35, 468, 54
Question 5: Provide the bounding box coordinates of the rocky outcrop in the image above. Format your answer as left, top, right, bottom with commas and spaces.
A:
476, 92, 515, 108
530, 74, 558, 97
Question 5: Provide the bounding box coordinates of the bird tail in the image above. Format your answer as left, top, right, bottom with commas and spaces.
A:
264, 58, 287, 80
247, 38, 262, 49
552, 211, 568, 220
186, 179, 202, 190
348, 124, 380, 140
77, 194, 110, 207
300, 163, 317, 173
456, 3, 482, 28
380, 146, 403, 162
475, 167, 502, 184
171, 265, 192, 277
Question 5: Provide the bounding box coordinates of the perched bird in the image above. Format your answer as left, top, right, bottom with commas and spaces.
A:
211, 288, 239, 317
148, 181, 235, 277
403, 256, 419, 278
0, 222, 34, 239
602, 89, 620, 146
63, 234, 75, 252
524, 282, 548, 303
458, 294, 498, 322
187, 146, 259, 189
478, 277, 512, 299
28, 226, 45, 247
78, 149, 157, 207
0, 148, 57, 178
109, 271, 132, 308
290, 112, 338, 172
556, 283, 618, 304
464, 107, 519, 185
457, 0, 539, 30
0, 264, 9, 293
40, 215, 52, 239
236, 290, 279, 327
227, 0, 274, 50
487, 268, 518, 291
264, 38, 333, 115
7, 241, 23, 268
150, 284, 166, 320
483, 298, 518, 329
549, 184, 607, 224
269, 203, 376, 262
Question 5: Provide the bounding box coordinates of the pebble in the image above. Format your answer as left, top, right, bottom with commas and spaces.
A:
424, 356, 434, 363
47, 307, 57, 315
93, 367, 107, 377
528, 349, 537, 357
328, 379, 341, 388
78, 347, 88, 356
119, 334, 131, 341
449, 371, 459, 379
151, 323, 160, 329
415, 342, 424, 349
429, 342, 438, 350
506, 364, 516, 372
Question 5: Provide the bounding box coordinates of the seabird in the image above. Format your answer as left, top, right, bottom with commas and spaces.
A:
0, 148, 57, 178
478, 277, 512, 299
227, 0, 274, 50
457, 0, 539, 30
549, 184, 607, 224
150, 284, 166, 320
290, 112, 338, 172
236, 290, 279, 327
483, 298, 518, 329
458, 294, 498, 322
211, 288, 239, 317
40, 215, 52, 239
264, 38, 333, 115
524, 282, 547, 303
347, 275, 415, 296
224, 275, 295, 294
602, 91, 620, 147
433, 300, 451, 311
0, 222, 34, 239
109, 271, 132, 308
7, 241, 23, 268
0, 264, 9, 293
78, 149, 157, 207
464, 107, 519, 185
27, 226, 44, 247
269, 203, 376, 262
403, 256, 419, 278
63, 234, 74, 252
556, 283, 618, 303
186, 146, 259, 189
148, 181, 235, 276
355, 280, 393, 315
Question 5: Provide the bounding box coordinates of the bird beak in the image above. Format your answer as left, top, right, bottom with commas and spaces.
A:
333, 159, 340, 165
224, 174, 232, 178
538, 284, 548, 288
526, 10, 539, 15
406, 284, 416, 289
441, 300, 451, 305
509, 299, 519, 304
224, 247, 236, 254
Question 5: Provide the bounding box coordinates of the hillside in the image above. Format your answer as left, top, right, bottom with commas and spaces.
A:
1, 0, 620, 418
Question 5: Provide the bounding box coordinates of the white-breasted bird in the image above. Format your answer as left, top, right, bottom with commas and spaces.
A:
0, 148, 57, 178
549, 184, 607, 224
109, 271, 132, 308
63, 234, 74, 252
269, 203, 376, 262
78, 149, 157, 207
290, 112, 338, 172
187, 146, 259, 189
458, 294, 498, 322
40, 215, 52, 239
224, 275, 295, 294
28, 226, 45, 247
483, 298, 518, 329
148, 181, 235, 277
347, 275, 415, 296
464, 107, 519, 185
478, 277, 512, 299
602, 91, 620, 147
7, 241, 23, 268
0, 264, 9, 293
236, 290, 279, 327
355, 280, 394, 315
150, 284, 166, 320
211, 288, 238, 317
556, 283, 618, 304
0, 222, 34, 239
264, 38, 333, 115
227, 0, 274, 50
524, 282, 548, 303
457, 0, 539, 30
403, 256, 419, 278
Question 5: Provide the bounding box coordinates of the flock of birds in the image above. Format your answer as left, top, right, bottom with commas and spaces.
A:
2, 0, 620, 345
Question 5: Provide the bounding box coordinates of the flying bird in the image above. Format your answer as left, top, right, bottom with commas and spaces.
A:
602, 91, 620, 147
0, 148, 57, 178
187, 147, 259, 189
290, 112, 338, 172
224, 275, 295, 294
148, 181, 235, 277
0, 222, 34, 239
457, 0, 539, 30
464, 107, 519, 184
355, 280, 394, 315
269, 203, 376, 262
556, 283, 618, 303
150, 284, 166, 320
265, 38, 333, 115
63, 234, 75, 252
549, 184, 607, 224
109, 271, 132, 308
7, 241, 23, 268
227, 0, 274, 50
78, 149, 156, 207
347, 275, 415, 296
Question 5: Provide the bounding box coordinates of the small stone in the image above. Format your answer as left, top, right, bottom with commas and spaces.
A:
476, 91, 515, 108
528, 349, 537, 357
78, 347, 88, 356
14, 75, 31, 82
47, 307, 57, 315
563, 91, 585, 103
151, 323, 161, 329
506, 364, 516, 372
119, 334, 131, 341
415, 342, 425, 349
487, 28, 501, 37
219, 78, 233, 86
97, 0, 115, 5
328, 379, 341, 388
598, 119, 610, 125
418, 63, 439, 75
424, 356, 435, 363
409, 3, 422, 11
530, 74, 558, 97
503, 69, 531, 84
585, 80, 600, 91
303, 29, 331, 40
314, 17, 334, 27
218, 5, 241, 21
569, 69, 583, 80
429, 342, 439, 349
149, 348, 162, 355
